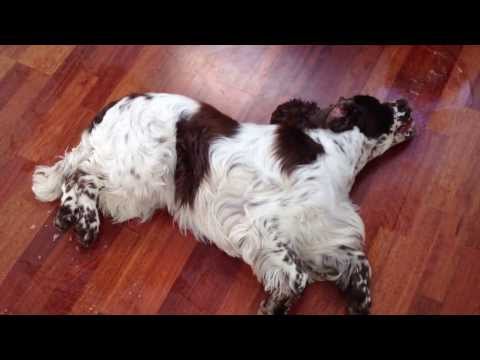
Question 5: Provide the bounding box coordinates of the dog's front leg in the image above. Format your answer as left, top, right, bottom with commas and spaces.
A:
254, 243, 308, 315
313, 245, 372, 315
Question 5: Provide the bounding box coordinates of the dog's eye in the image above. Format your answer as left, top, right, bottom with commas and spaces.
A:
347, 106, 361, 117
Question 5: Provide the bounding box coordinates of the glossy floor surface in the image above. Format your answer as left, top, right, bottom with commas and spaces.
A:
0, 45, 479, 314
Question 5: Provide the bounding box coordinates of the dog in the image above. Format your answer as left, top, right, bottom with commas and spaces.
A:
32, 92, 415, 314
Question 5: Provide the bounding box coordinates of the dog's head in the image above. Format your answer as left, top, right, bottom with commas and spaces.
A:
271, 95, 415, 161
325, 95, 415, 158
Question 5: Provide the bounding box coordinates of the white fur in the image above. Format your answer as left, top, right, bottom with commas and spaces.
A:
32, 93, 410, 309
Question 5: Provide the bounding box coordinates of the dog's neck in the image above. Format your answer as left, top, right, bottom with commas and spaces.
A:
307, 126, 377, 192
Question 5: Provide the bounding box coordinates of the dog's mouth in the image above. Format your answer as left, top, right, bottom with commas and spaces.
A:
396, 117, 416, 138
391, 98, 415, 136
398, 117, 414, 133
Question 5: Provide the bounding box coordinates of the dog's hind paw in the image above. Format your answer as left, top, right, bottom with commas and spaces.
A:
73, 203, 100, 248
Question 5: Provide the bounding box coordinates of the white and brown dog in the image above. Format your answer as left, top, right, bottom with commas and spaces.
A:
32, 93, 415, 314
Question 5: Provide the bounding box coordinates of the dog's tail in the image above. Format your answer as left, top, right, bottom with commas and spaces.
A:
32, 159, 66, 202
32, 132, 92, 202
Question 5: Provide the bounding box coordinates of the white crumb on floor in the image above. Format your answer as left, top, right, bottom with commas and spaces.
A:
52, 234, 60, 242
429, 69, 443, 77
37, 255, 42, 260
30, 224, 36, 230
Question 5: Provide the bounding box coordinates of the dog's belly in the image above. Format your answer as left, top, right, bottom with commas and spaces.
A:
173, 170, 364, 270
174, 165, 363, 265
173, 162, 364, 269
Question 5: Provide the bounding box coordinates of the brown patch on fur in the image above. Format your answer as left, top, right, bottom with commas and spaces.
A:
270, 99, 329, 129
274, 124, 325, 175
270, 97, 370, 134
174, 103, 239, 207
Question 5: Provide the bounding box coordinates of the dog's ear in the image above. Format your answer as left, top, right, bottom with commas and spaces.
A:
270, 99, 321, 128
325, 97, 360, 133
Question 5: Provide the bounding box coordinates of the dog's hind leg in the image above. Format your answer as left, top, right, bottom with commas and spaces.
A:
55, 170, 101, 248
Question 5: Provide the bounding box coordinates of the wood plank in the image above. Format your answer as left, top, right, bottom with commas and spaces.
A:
370, 206, 441, 314
69, 228, 141, 314
0, 66, 49, 166
0, 45, 479, 314
158, 244, 242, 314
436, 45, 480, 109
19, 67, 98, 163
6, 221, 123, 314
0, 55, 15, 80
0, 62, 31, 110
415, 208, 463, 303
408, 295, 443, 314
0, 46, 28, 60
293, 282, 345, 315
91, 211, 196, 314
0, 156, 55, 285
80, 46, 144, 112
215, 264, 263, 314
17, 45, 75, 76
102, 46, 192, 103
0, 211, 63, 313
362, 45, 412, 101
387, 45, 462, 123
26, 46, 95, 118
441, 246, 480, 314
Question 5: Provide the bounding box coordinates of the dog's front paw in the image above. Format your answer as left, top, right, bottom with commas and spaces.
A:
257, 298, 291, 315
257, 300, 271, 315
345, 263, 372, 315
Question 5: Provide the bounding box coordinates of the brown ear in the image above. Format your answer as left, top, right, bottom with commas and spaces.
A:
325, 97, 359, 133
270, 99, 321, 128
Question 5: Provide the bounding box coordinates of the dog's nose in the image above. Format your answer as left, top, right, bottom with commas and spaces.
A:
396, 98, 411, 117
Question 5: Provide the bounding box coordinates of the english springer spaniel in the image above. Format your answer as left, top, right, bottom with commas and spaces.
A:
32, 93, 415, 315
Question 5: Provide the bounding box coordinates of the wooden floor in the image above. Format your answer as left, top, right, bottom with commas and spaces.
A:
0, 45, 479, 315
